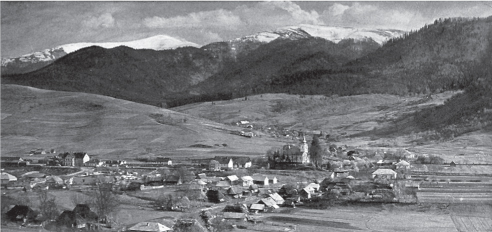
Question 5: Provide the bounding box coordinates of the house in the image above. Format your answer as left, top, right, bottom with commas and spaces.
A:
300, 187, 313, 199
209, 160, 220, 171
206, 189, 225, 203
213, 156, 234, 170
1, 157, 27, 166
1, 172, 17, 186
372, 169, 397, 179
268, 176, 278, 184
197, 173, 207, 179
85, 159, 104, 167
226, 175, 239, 185
216, 181, 231, 189
60, 152, 90, 166
46, 176, 64, 188
164, 175, 182, 185
128, 222, 172, 232
223, 212, 247, 221
227, 186, 243, 198
395, 160, 411, 170
252, 175, 269, 186
268, 193, 285, 205
57, 205, 98, 229
450, 161, 457, 167
249, 184, 259, 193
241, 176, 253, 187
6, 205, 37, 222
233, 157, 252, 168
30, 149, 47, 155
304, 183, 320, 193
249, 204, 265, 213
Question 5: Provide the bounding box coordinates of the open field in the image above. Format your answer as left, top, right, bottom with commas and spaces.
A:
1, 84, 284, 160
241, 205, 465, 232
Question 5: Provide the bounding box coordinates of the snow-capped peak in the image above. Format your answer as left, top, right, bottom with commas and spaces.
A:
2, 35, 199, 66
295, 24, 405, 45
57, 35, 199, 54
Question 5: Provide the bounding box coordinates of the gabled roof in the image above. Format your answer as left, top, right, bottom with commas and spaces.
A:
216, 181, 231, 187
74, 152, 88, 159
258, 197, 279, 208
227, 175, 239, 182
372, 169, 397, 175
268, 193, 284, 204
249, 184, 259, 190
46, 175, 63, 185
129, 222, 172, 232
227, 186, 241, 195
197, 173, 207, 179
224, 212, 246, 219
250, 204, 265, 210
305, 183, 320, 191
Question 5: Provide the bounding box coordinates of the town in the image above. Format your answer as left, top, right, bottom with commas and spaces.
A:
2, 129, 491, 232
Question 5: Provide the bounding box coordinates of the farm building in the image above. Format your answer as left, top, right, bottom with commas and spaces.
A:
155, 157, 172, 166
226, 175, 239, 185
269, 176, 278, 184
241, 176, 253, 187
372, 169, 397, 179
216, 181, 231, 188
46, 176, 64, 188
207, 189, 225, 203
128, 222, 172, 232
224, 212, 247, 221
59, 152, 90, 166
85, 159, 105, 167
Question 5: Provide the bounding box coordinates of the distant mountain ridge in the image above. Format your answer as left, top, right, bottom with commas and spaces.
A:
1, 35, 199, 75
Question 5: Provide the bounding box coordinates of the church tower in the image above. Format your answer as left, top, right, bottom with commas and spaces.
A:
300, 136, 309, 164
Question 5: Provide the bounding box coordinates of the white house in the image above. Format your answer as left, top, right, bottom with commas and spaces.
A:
252, 175, 269, 186
241, 176, 254, 187
372, 169, 397, 179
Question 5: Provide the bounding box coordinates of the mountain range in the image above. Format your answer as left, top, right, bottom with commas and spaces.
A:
1, 25, 403, 75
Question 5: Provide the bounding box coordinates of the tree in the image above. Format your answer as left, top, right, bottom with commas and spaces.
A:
90, 184, 120, 222
309, 135, 323, 168
38, 191, 58, 221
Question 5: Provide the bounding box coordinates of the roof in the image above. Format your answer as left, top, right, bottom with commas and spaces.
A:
227, 175, 239, 182
396, 160, 410, 166
305, 183, 320, 191
1, 172, 17, 181
372, 169, 397, 175
216, 181, 231, 187
259, 197, 279, 208
249, 184, 259, 190
1, 157, 23, 161
268, 193, 284, 204
73, 152, 88, 159
128, 222, 172, 232
227, 186, 241, 195
46, 176, 64, 184
209, 160, 220, 165
241, 176, 253, 181
23, 172, 47, 179
250, 204, 265, 210
224, 212, 246, 219
197, 173, 207, 179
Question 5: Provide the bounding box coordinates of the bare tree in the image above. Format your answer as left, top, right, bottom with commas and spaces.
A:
38, 191, 58, 221
90, 184, 120, 222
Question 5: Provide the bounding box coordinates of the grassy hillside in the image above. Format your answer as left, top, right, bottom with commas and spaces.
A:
1, 84, 283, 159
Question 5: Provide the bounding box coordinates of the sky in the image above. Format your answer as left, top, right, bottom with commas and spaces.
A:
1, 1, 492, 58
